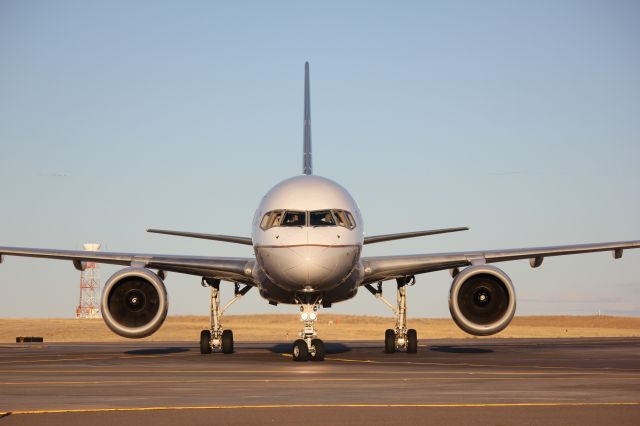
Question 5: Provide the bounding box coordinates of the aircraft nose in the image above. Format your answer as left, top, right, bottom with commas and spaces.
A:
258, 245, 359, 291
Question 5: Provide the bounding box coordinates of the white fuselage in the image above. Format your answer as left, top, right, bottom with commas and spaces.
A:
251, 175, 364, 293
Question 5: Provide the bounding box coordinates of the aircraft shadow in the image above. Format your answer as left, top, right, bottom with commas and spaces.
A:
124, 347, 190, 355
269, 342, 351, 355
429, 346, 493, 354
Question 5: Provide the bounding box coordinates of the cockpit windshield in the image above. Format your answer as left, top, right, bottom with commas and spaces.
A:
260, 209, 356, 230
281, 211, 306, 227
310, 210, 335, 227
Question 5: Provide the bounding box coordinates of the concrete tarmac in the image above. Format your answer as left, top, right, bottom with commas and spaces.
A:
0, 337, 639, 425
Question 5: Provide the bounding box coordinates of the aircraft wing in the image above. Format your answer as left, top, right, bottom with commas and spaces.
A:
146, 229, 253, 245
363, 227, 468, 245
360, 240, 640, 284
0, 246, 255, 285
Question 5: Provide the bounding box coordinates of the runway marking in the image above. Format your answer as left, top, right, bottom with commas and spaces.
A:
0, 353, 198, 364
0, 352, 178, 360
0, 369, 638, 377
3, 375, 640, 386
0, 369, 300, 374
2, 351, 639, 373
323, 356, 640, 372
1, 402, 638, 416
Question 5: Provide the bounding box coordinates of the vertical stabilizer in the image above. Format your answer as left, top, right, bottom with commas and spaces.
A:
303, 62, 312, 175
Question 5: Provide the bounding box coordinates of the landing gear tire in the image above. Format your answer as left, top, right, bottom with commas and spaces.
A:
292, 339, 310, 362
200, 330, 212, 354
222, 329, 234, 354
310, 338, 325, 361
384, 329, 396, 353
407, 328, 418, 353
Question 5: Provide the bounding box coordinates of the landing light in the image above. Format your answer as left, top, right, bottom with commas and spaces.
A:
309, 312, 317, 321
301, 312, 309, 321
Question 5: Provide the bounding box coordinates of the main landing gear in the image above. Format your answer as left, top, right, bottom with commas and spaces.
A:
200, 278, 251, 355
291, 299, 325, 362
366, 277, 418, 354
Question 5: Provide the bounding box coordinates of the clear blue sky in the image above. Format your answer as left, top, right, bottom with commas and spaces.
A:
1, 0, 639, 319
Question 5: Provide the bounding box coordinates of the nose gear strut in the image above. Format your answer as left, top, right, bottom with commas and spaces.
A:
365, 276, 418, 353
291, 296, 325, 362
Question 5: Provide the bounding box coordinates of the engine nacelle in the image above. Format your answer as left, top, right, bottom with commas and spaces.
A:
448, 265, 516, 336
101, 267, 168, 338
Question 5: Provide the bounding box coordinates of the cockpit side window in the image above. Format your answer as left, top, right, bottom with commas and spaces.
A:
333, 210, 348, 228
310, 210, 336, 227
346, 211, 356, 229
260, 210, 285, 230
334, 210, 356, 230
281, 210, 306, 227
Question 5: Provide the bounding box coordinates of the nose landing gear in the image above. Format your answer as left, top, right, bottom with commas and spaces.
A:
366, 277, 418, 354
291, 299, 325, 361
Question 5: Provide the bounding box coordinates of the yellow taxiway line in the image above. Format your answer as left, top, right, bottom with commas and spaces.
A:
0, 353, 197, 364
2, 375, 639, 386
323, 356, 640, 372
1, 402, 638, 416
0, 369, 636, 376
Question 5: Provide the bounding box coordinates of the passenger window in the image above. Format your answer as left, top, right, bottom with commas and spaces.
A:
260, 210, 284, 230
310, 210, 336, 227
281, 211, 306, 227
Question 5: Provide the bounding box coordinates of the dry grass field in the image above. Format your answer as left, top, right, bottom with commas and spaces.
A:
1, 314, 639, 343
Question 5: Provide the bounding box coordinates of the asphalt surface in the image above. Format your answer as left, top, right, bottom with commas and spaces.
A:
0, 337, 639, 425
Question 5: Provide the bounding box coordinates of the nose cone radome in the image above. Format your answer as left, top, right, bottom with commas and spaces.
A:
256, 245, 360, 291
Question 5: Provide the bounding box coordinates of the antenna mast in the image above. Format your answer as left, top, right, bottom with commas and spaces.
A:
75, 243, 101, 319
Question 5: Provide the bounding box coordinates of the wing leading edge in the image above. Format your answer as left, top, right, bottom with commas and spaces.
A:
361, 240, 640, 284
0, 246, 256, 285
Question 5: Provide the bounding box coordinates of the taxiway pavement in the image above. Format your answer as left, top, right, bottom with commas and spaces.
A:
0, 337, 638, 424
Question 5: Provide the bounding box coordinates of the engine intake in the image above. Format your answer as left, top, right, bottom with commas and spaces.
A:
448, 265, 516, 336
101, 267, 168, 338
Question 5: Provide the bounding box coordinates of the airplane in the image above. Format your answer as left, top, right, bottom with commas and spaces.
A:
1, 62, 639, 362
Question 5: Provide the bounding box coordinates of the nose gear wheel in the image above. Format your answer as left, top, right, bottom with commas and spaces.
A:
292, 339, 310, 362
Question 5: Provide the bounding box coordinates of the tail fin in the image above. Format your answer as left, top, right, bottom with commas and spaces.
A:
302, 61, 312, 175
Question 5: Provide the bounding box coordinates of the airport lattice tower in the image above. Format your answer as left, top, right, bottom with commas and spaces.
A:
76, 243, 101, 319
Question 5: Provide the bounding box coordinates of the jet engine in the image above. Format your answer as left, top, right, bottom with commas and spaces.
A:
448, 265, 516, 336
101, 267, 168, 338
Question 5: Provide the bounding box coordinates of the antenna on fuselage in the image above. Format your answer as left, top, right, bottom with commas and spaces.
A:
303, 61, 312, 175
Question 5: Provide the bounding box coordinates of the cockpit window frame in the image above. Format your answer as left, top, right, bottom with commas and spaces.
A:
260, 209, 356, 230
